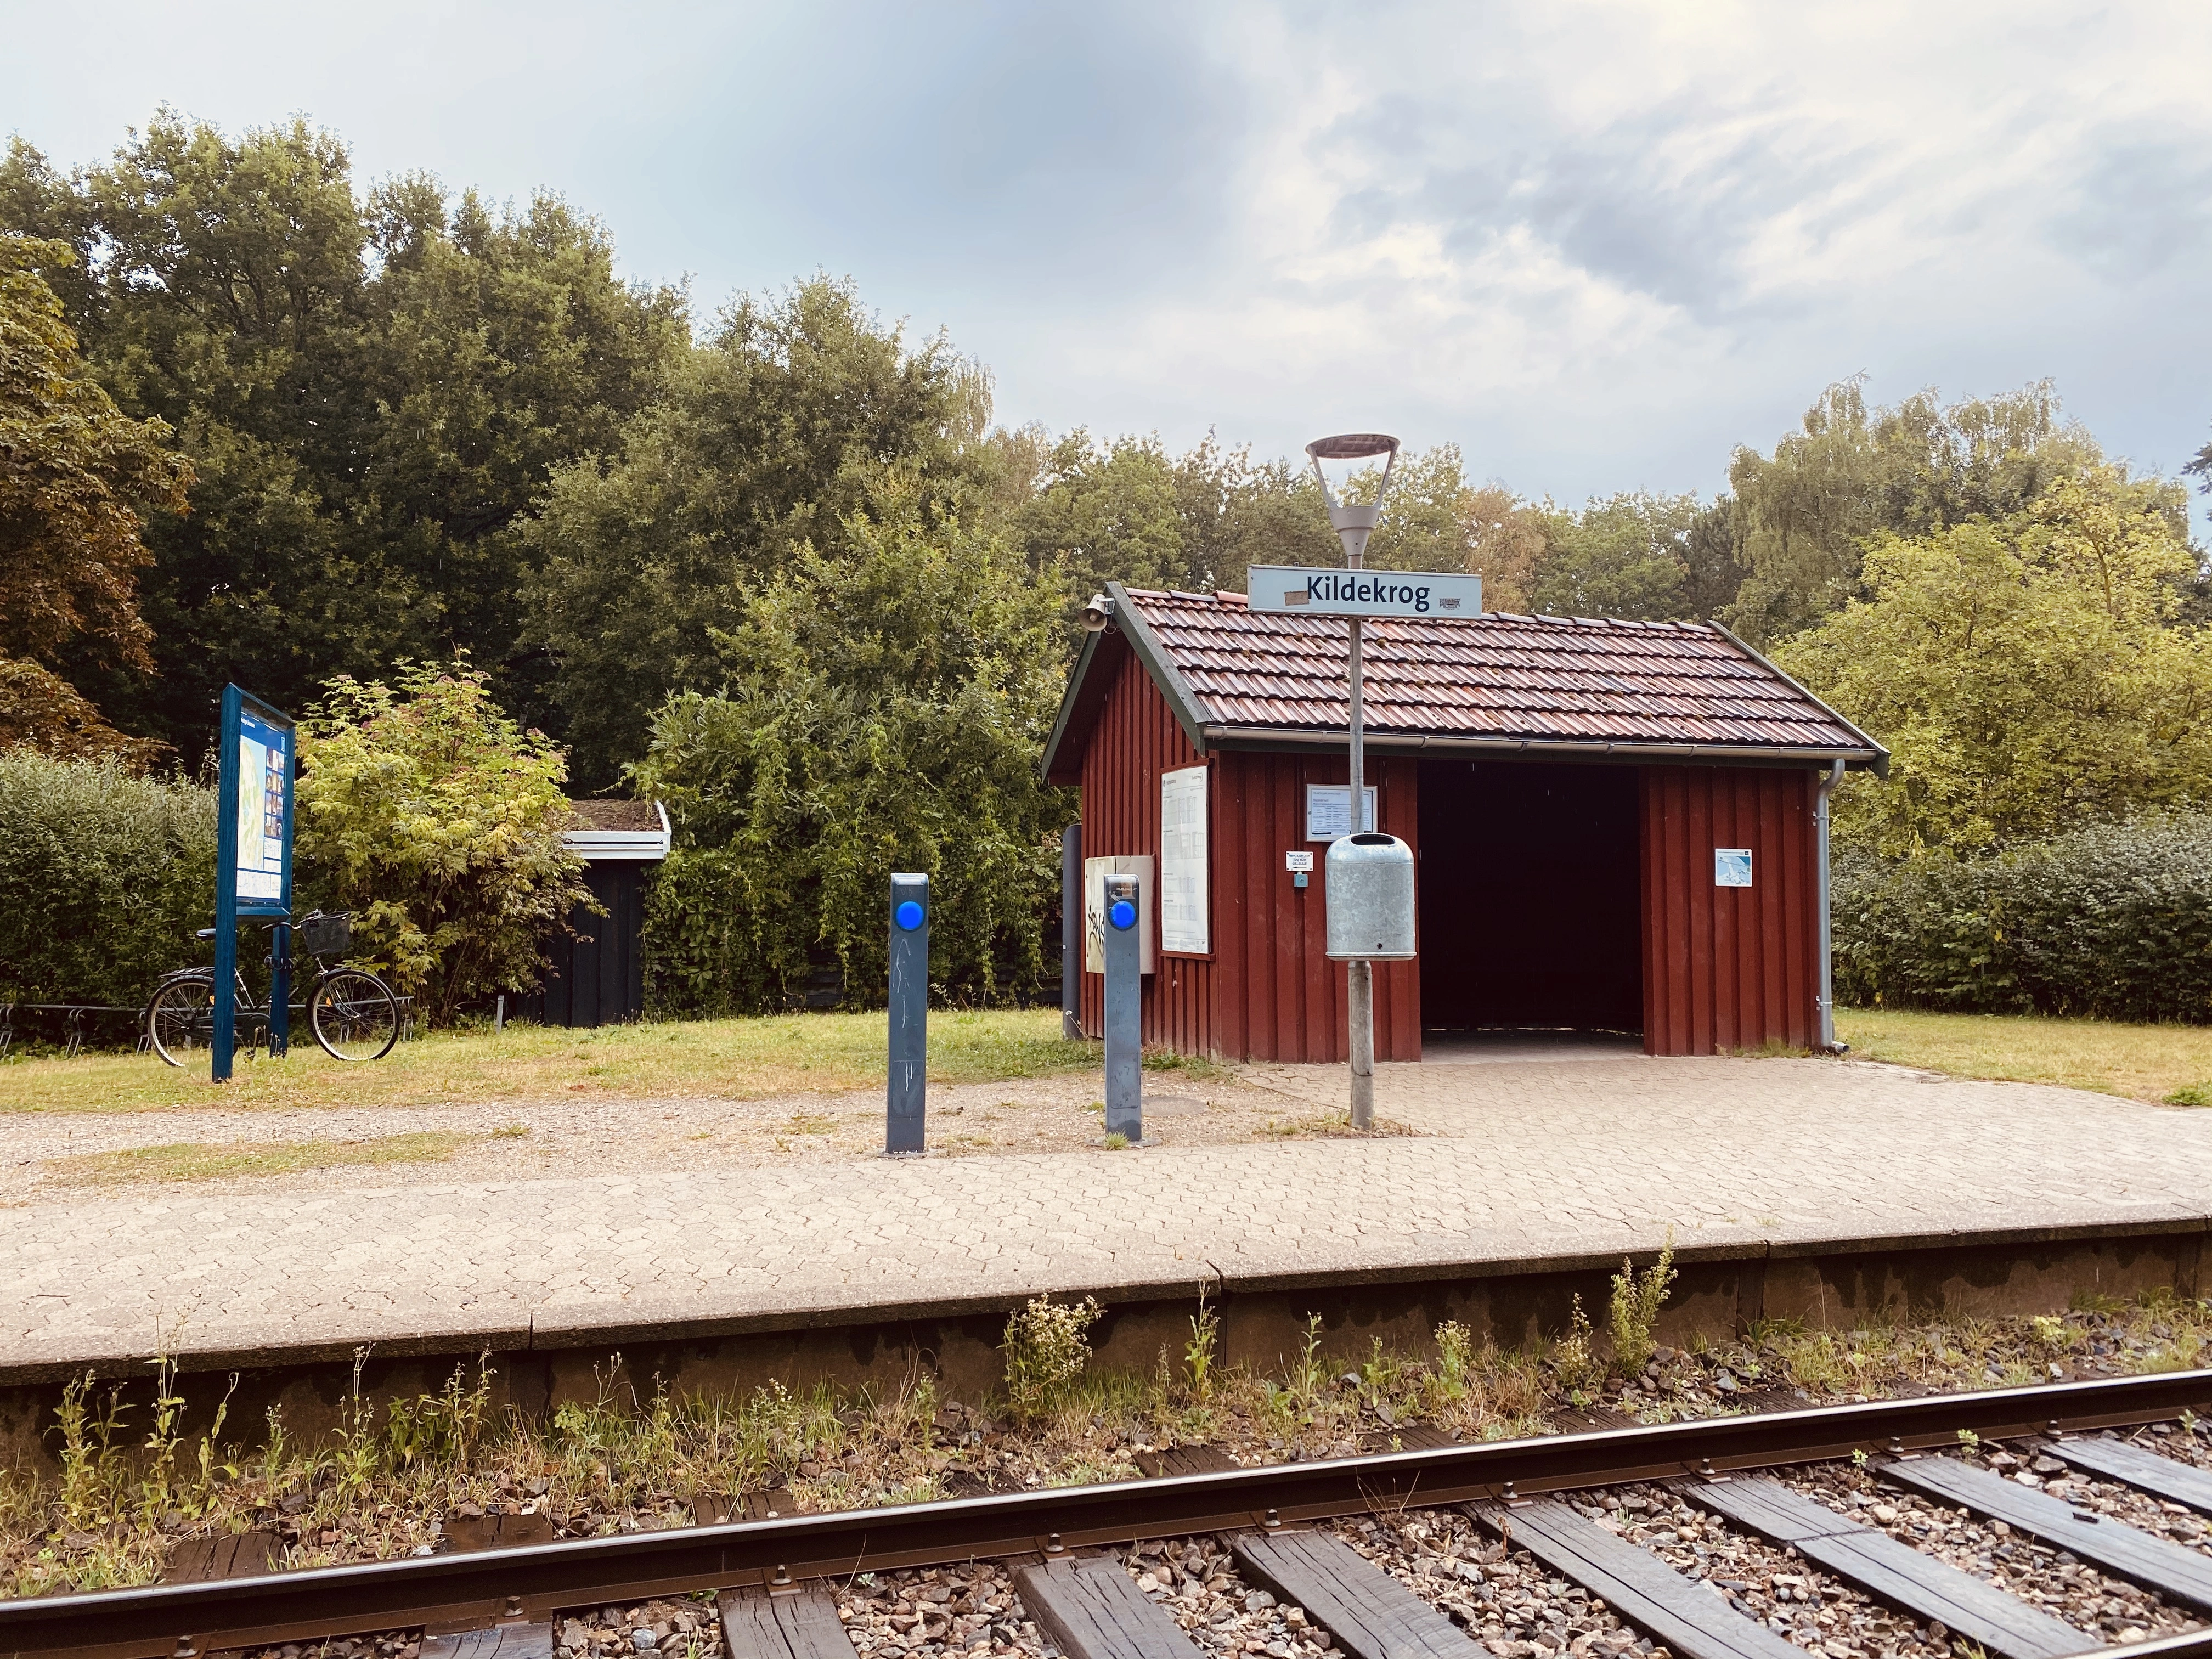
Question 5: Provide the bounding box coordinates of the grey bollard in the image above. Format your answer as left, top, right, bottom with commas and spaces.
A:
1102, 872, 1142, 1144
887, 872, 928, 1155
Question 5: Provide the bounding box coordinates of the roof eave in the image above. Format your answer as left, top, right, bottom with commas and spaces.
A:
1201, 725, 1886, 769
1107, 581, 1215, 755
1039, 627, 1106, 786
1707, 623, 1891, 779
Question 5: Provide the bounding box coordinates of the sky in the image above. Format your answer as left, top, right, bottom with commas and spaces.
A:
6, 0, 2211, 521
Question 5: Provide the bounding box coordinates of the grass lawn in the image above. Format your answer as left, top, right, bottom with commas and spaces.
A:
0, 1008, 1101, 1115
45, 1128, 515, 1184
1837, 1006, 2212, 1104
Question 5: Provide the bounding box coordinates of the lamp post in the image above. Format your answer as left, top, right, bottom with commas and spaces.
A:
1306, 433, 1401, 1131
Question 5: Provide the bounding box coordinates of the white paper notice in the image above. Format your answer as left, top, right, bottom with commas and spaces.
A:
1305, 783, 1377, 842
1159, 765, 1209, 955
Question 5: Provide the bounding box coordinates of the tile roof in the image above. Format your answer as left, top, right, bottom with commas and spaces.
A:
1119, 586, 1878, 757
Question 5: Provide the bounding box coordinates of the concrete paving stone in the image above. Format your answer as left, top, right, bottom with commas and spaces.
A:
7, 1056, 2212, 1375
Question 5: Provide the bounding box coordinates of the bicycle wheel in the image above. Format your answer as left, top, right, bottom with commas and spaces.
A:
145, 976, 216, 1068
310, 969, 400, 1061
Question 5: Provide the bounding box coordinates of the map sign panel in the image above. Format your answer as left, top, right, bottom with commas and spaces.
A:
234, 707, 291, 903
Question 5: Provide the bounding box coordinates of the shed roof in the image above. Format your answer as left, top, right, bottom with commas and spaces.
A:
1042, 583, 1886, 785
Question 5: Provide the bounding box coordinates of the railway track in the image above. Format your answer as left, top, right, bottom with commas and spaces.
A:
11, 1370, 2212, 1659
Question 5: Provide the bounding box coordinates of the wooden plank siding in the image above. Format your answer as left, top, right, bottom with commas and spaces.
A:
1076, 652, 1419, 1062
1639, 765, 1819, 1057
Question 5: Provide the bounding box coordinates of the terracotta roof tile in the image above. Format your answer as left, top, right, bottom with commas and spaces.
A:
1123, 587, 1871, 754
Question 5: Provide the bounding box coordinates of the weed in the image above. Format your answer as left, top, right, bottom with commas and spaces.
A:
1550, 1296, 1601, 1395
1183, 1285, 1220, 1405
2165, 1084, 2212, 1107
1000, 1295, 1102, 1422
1956, 1427, 1981, 1451
1286, 1315, 1329, 1410
1431, 1322, 1472, 1407
1607, 1233, 1676, 1377
1103, 1132, 1129, 1150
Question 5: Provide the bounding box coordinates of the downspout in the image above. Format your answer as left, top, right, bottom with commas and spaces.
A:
1815, 759, 1846, 1054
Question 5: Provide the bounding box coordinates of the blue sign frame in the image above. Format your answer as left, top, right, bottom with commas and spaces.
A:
212, 685, 296, 1080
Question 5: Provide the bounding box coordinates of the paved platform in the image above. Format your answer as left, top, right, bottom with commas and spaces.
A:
4, 1056, 2211, 1378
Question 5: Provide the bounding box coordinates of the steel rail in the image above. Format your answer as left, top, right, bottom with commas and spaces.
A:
8, 1369, 2212, 1659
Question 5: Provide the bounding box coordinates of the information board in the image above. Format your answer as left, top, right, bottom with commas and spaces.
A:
1714, 848, 1753, 888
1159, 765, 1209, 955
1305, 783, 1378, 841
233, 704, 293, 906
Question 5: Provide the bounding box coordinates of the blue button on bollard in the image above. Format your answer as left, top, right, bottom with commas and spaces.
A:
1109, 899, 1137, 930
895, 900, 925, 932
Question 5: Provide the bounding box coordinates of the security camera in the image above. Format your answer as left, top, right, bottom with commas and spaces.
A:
1080, 593, 1115, 632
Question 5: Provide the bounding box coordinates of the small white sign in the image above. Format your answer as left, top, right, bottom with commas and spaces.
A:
1306, 784, 1377, 841
1249, 565, 1482, 618
1284, 850, 1313, 872
1714, 848, 1753, 888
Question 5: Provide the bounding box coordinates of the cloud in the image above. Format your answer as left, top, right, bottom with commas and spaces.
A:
5, 0, 2210, 506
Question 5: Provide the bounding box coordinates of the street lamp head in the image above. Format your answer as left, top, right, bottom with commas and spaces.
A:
1305, 432, 1401, 564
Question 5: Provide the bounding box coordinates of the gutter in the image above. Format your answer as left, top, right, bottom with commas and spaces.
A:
1203, 726, 1884, 769
1816, 758, 1846, 1053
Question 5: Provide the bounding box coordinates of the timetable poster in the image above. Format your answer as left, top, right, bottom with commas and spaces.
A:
235, 707, 292, 904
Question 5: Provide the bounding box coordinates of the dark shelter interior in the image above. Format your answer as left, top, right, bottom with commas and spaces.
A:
1417, 759, 1643, 1035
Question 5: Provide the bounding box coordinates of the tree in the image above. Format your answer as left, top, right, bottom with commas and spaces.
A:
1529, 492, 1706, 621
526, 276, 984, 785
1776, 471, 2212, 855
631, 476, 1070, 1014
0, 235, 191, 761
296, 661, 591, 1025
1718, 377, 2139, 645
0, 115, 688, 759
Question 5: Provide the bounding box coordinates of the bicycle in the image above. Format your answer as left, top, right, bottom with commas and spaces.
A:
144, 910, 402, 1065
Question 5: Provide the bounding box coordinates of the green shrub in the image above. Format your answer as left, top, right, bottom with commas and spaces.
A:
633, 481, 1069, 1015
297, 662, 592, 1027
0, 752, 215, 1008
1833, 815, 2212, 1021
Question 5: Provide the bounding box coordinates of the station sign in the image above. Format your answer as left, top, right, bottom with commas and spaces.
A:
1248, 565, 1482, 619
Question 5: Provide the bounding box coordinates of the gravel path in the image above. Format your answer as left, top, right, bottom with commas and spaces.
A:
4, 1073, 1327, 1195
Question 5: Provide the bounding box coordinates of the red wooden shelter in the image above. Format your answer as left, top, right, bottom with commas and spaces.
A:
1041, 584, 1887, 1060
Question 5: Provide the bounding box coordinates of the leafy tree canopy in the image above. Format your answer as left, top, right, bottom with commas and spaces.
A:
525, 276, 989, 785
0, 235, 191, 761
0, 114, 688, 759
296, 661, 591, 1025
630, 475, 1068, 1013
1717, 377, 2179, 645
1778, 471, 2212, 855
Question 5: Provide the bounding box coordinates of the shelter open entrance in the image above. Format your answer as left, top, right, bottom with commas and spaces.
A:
1417, 758, 1641, 1043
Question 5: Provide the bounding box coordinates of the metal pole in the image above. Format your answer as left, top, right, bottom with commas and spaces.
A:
211, 685, 242, 1083
1060, 824, 1082, 1041
1346, 605, 1373, 1131
1307, 433, 1399, 1136
887, 873, 929, 1154
268, 922, 291, 1058
1816, 760, 1843, 1053
1102, 873, 1142, 1144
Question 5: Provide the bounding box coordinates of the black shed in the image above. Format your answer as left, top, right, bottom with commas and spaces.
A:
531, 800, 670, 1028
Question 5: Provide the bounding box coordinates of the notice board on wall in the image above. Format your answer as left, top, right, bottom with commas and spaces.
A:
1159, 764, 1209, 955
